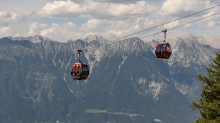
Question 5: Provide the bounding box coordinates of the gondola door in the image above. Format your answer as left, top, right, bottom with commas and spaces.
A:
76, 65, 81, 79
162, 44, 166, 58
72, 64, 81, 80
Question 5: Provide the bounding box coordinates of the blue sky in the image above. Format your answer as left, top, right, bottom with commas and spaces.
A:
0, 0, 220, 42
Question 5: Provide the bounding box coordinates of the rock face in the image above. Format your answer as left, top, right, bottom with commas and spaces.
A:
0, 34, 219, 123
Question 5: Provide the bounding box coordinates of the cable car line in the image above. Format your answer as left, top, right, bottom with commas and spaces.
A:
168, 12, 220, 31
82, 4, 220, 52
0, 5, 220, 77
1, 4, 219, 77
0, 38, 140, 81
0, 57, 75, 81
1, 11, 220, 81
141, 11, 220, 39
0, 52, 79, 76
0, 39, 136, 81
1, 5, 219, 77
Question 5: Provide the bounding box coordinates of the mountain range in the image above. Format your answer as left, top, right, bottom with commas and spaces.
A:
0, 34, 219, 123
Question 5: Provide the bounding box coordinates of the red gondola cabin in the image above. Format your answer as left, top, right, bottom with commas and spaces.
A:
155, 43, 172, 59
71, 63, 89, 80
71, 49, 90, 80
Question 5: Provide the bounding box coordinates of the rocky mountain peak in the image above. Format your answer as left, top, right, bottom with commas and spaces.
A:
8, 35, 53, 43
202, 35, 220, 49
176, 34, 199, 41
207, 35, 220, 42
83, 35, 108, 44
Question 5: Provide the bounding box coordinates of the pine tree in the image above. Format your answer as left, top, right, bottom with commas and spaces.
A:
192, 51, 220, 123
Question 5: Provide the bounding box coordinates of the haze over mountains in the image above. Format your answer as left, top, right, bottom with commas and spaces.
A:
0, 34, 219, 123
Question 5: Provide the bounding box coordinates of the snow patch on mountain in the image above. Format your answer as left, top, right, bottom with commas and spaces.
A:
117, 55, 128, 74
136, 78, 162, 101
138, 78, 147, 84
149, 81, 162, 101
154, 119, 162, 122
93, 49, 105, 62
136, 78, 149, 96
172, 78, 196, 96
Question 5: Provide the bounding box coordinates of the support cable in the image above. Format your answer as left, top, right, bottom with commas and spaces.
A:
1, 5, 219, 76
1, 11, 220, 81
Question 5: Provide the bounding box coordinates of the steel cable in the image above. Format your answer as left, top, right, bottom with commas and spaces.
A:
1, 11, 220, 80
0, 4, 219, 77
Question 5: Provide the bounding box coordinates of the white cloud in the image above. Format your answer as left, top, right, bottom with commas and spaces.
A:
81, 17, 159, 38
209, 0, 220, 4
34, 0, 158, 19
81, 19, 110, 32
207, 21, 220, 27
28, 22, 48, 36
40, 23, 63, 37
0, 11, 24, 26
144, 19, 155, 27
164, 20, 180, 29
1, 0, 220, 41
26, 22, 82, 41
0, 26, 11, 37
84, 1, 158, 19
34, 0, 84, 18
24, 16, 161, 42
202, 10, 220, 21
91, 0, 141, 3
183, 23, 193, 28
207, 21, 215, 27
159, 0, 216, 17
0, 0, 53, 15
63, 22, 82, 39
89, 0, 164, 3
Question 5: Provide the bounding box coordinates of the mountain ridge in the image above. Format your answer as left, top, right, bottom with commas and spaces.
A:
8, 35, 56, 43
0, 34, 219, 122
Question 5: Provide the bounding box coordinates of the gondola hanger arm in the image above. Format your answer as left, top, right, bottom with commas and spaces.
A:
77, 49, 82, 63
162, 29, 167, 43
